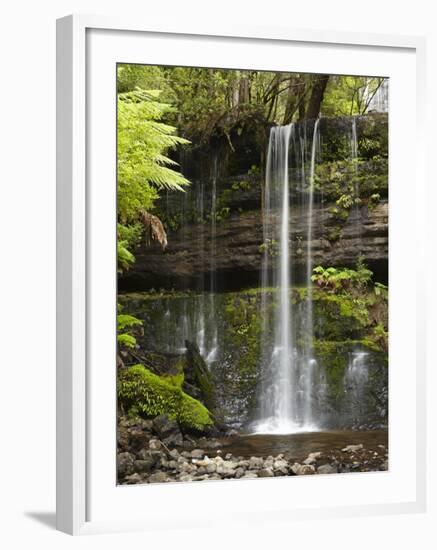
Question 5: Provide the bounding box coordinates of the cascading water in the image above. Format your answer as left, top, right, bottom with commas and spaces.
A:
196, 181, 206, 356
254, 122, 323, 434
256, 125, 295, 433
301, 119, 320, 427
206, 154, 219, 365
350, 117, 361, 253
343, 351, 369, 423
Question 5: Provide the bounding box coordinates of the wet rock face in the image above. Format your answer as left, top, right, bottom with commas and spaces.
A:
118, 201, 388, 292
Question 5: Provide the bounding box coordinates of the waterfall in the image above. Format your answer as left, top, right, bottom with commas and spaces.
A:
350, 117, 361, 253
196, 181, 206, 356
254, 121, 323, 434
256, 125, 295, 433
206, 154, 218, 365
343, 351, 369, 423
302, 119, 320, 426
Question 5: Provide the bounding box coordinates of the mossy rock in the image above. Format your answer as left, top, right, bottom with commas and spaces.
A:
118, 365, 213, 432
184, 340, 217, 413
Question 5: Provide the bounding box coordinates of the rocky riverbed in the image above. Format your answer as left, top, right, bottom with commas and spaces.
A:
117, 415, 388, 485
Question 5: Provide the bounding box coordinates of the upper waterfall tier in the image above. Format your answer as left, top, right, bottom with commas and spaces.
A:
119, 113, 388, 293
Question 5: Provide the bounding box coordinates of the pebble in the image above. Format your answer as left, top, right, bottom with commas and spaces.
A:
190, 449, 205, 459
148, 439, 162, 450
342, 444, 364, 453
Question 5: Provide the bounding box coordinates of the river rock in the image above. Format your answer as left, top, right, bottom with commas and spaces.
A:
153, 415, 180, 439
124, 473, 143, 484
149, 439, 162, 450
169, 448, 180, 460
194, 474, 211, 481
178, 461, 197, 474
206, 462, 217, 474
163, 432, 184, 448
303, 452, 322, 465
316, 463, 338, 475
148, 471, 169, 483
128, 428, 150, 453
203, 439, 223, 449
136, 448, 158, 464
342, 444, 364, 453
178, 474, 194, 482
117, 452, 135, 477
249, 456, 264, 470
134, 458, 154, 474
242, 471, 259, 479
257, 468, 274, 478
117, 425, 130, 451
273, 460, 289, 475
216, 461, 238, 477
190, 449, 205, 459
291, 463, 316, 475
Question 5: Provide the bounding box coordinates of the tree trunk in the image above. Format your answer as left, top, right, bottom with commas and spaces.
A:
305, 75, 330, 120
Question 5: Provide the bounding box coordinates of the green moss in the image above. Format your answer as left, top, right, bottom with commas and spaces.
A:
222, 293, 263, 409
118, 365, 213, 431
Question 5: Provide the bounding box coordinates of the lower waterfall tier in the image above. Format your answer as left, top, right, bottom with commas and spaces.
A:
119, 288, 388, 430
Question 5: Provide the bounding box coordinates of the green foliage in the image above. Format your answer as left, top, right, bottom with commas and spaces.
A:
117, 64, 388, 142
117, 84, 190, 280
117, 241, 135, 273
309, 261, 388, 352
322, 76, 386, 116
117, 314, 143, 332
311, 262, 372, 292
117, 309, 143, 350
258, 238, 279, 257
374, 282, 388, 299
118, 365, 213, 431
118, 89, 190, 224
117, 333, 137, 349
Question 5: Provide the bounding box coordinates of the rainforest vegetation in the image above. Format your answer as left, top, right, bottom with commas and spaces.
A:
116, 64, 389, 485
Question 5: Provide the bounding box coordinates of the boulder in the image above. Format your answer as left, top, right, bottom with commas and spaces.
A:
317, 463, 338, 475
134, 458, 154, 474
249, 456, 264, 470
273, 459, 289, 475
153, 415, 181, 439
257, 468, 274, 478
124, 473, 143, 484
149, 439, 162, 450
291, 463, 316, 475
242, 471, 258, 479
117, 452, 135, 477
303, 452, 322, 465
148, 471, 169, 483
190, 449, 206, 459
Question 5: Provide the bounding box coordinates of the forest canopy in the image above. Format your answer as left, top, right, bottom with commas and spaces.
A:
117, 64, 387, 142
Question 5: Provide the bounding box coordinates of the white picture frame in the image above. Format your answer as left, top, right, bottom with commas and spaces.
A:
56, 14, 427, 535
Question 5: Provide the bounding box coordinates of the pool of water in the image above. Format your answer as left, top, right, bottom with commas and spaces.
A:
220, 429, 388, 462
